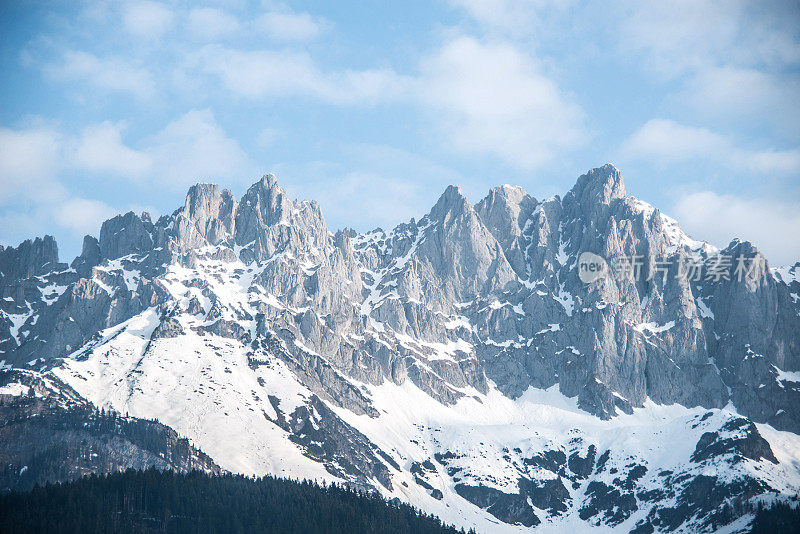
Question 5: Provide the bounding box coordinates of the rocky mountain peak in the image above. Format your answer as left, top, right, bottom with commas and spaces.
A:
725, 238, 764, 261
475, 184, 538, 278
175, 183, 236, 248
260, 173, 280, 188
428, 185, 471, 224
70, 235, 101, 277
476, 185, 537, 234
235, 174, 293, 246
496, 183, 529, 201
566, 163, 626, 210
1, 166, 799, 534
0, 235, 59, 284
183, 183, 231, 210
98, 212, 154, 260
400, 183, 518, 308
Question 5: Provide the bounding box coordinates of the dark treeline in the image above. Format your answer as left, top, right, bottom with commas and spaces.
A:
750, 499, 800, 533
0, 468, 473, 534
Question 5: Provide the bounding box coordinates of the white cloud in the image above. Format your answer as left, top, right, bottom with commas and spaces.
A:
416, 36, 585, 169
3, 113, 250, 194
619, 0, 800, 77
617, 1, 800, 136
449, 0, 572, 33
122, 1, 174, 39
682, 67, 791, 113
452, 1, 800, 142
46, 50, 155, 99
0, 125, 65, 204
145, 109, 255, 189
0, 209, 48, 247
187, 7, 241, 40
336, 69, 410, 105
621, 119, 727, 160
254, 8, 327, 42
72, 122, 152, 179
193, 45, 409, 104
308, 171, 421, 229
0, 123, 122, 249
673, 191, 800, 265
52, 197, 117, 237
1, 110, 254, 250
194, 46, 322, 99
677, 67, 800, 131
621, 119, 800, 175
191, 36, 586, 169
746, 150, 800, 175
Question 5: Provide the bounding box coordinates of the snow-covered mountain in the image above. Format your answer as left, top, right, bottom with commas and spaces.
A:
1, 165, 799, 532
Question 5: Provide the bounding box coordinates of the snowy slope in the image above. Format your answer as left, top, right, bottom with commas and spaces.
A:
2, 166, 799, 533
46, 244, 800, 533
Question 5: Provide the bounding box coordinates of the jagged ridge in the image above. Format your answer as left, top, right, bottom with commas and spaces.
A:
0, 165, 799, 533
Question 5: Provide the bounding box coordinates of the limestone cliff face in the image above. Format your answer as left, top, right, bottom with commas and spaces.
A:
1, 165, 798, 532
2, 166, 798, 430
0, 235, 60, 282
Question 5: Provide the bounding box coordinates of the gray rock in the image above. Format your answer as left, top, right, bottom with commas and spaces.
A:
71, 235, 101, 277
99, 211, 154, 260
2, 165, 798, 533
0, 235, 60, 283
174, 183, 236, 250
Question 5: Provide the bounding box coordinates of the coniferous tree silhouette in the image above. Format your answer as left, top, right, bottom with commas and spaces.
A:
0, 468, 468, 534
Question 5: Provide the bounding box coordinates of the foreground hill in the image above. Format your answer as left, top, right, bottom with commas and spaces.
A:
0, 369, 222, 492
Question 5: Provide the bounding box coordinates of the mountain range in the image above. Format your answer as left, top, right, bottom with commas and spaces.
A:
1, 164, 799, 532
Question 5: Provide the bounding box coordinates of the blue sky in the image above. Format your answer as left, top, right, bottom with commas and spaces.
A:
1, 0, 799, 263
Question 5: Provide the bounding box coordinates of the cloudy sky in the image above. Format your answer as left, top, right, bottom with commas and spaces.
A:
1, 0, 799, 263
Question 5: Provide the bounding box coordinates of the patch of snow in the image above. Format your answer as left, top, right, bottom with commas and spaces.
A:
554, 283, 574, 316
536, 323, 561, 335
0, 382, 31, 396
635, 321, 676, 334
555, 240, 568, 266
1, 301, 33, 344
696, 298, 714, 320
774, 366, 800, 384
630, 197, 712, 254
772, 265, 799, 285
444, 316, 472, 330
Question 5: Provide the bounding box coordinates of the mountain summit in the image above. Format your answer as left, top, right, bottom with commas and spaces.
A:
1, 165, 798, 533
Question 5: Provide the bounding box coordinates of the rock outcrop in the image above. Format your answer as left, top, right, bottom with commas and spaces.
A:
1, 165, 798, 532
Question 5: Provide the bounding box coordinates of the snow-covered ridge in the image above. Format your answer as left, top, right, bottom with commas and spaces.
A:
1, 165, 799, 533
628, 197, 713, 254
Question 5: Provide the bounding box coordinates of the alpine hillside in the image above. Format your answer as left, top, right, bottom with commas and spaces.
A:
1, 164, 799, 533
